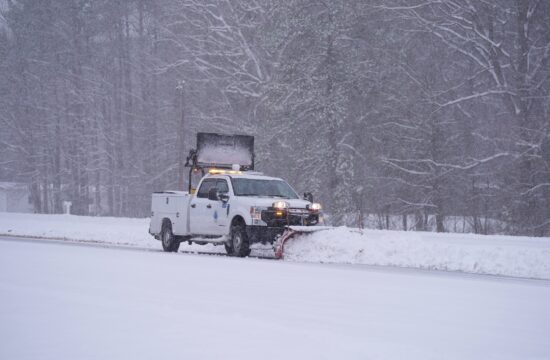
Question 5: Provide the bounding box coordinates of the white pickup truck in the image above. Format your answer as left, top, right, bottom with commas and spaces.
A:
149, 133, 322, 257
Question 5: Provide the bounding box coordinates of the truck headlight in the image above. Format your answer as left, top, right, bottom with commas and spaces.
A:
250, 206, 263, 221
272, 201, 290, 210
309, 203, 322, 211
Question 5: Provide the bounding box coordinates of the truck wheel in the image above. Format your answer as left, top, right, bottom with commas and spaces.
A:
229, 223, 251, 257
161, 221, 180, 252
224, 241, 232, 255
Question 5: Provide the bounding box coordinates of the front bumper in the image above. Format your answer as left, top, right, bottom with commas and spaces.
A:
246, 226, 286, 244
247, 207, 320, 244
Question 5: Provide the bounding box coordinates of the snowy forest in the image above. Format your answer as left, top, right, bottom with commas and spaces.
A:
1, 0, 549, 236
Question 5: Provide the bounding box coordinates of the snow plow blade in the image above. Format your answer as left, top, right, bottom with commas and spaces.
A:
274, 226, 333, 259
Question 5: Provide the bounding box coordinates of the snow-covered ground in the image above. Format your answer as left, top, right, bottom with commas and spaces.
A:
1, 212, 550, 279
1, 239, 549, 360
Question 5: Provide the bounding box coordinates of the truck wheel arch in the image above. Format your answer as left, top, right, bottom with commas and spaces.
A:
162, 218, 172, 229
231, 215, 245, 227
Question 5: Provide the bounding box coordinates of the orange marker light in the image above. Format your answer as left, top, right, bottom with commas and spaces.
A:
208, 169, 242, 175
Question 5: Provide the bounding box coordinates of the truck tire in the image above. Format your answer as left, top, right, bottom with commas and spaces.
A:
229, 223, 251, 257
161, 220, 180, 252
224, 241, 232, 255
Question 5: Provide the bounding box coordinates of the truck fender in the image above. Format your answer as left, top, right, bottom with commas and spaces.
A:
229, 213, 249, 230
161, 218, 172, 231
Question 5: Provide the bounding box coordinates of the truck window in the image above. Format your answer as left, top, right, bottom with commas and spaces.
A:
197, 179, 217, 198
231, 178, 299, 199
217, 179, 229, 193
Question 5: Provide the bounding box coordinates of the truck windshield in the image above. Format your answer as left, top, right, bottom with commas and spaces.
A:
231, 178, 299, 199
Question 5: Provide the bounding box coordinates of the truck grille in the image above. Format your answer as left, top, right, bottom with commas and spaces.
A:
261, 208, 319, 226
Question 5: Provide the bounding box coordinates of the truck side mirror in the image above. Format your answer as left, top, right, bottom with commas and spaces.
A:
208, 188, 219, 201
304, 192, 313, 203
219, 192, 230, 203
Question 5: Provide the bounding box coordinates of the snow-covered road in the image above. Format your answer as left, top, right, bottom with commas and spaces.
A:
1, 237, 549, 360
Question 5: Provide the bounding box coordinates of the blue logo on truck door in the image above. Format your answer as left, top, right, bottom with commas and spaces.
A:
222, 202, 230, 216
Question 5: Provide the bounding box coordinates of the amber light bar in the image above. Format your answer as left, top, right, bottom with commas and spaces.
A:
208, 169, 242, 175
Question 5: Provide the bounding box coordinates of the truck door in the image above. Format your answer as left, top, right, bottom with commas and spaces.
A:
210, 179, 230, 235
189, 178, 217, 234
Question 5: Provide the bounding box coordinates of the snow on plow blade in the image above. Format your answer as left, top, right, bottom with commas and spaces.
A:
274, 226, 333, 259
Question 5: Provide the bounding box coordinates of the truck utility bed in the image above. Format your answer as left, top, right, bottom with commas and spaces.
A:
150, 192, 191, 237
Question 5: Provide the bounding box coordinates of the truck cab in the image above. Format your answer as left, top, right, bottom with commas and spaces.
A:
149, 133, 322, 257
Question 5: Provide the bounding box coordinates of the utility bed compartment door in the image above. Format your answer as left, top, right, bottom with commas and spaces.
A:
150, 192, 190, 236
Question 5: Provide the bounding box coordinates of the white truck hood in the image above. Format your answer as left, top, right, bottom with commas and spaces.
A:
241, 197, 311, 209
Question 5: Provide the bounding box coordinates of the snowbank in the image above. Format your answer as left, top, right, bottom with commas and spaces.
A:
0, 212, 225, 253
1, 212, 549, 279
285, 227, 550, 280
0, 212, 155, 246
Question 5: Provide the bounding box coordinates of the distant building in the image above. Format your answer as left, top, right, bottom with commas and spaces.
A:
0, 182, 33, 213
